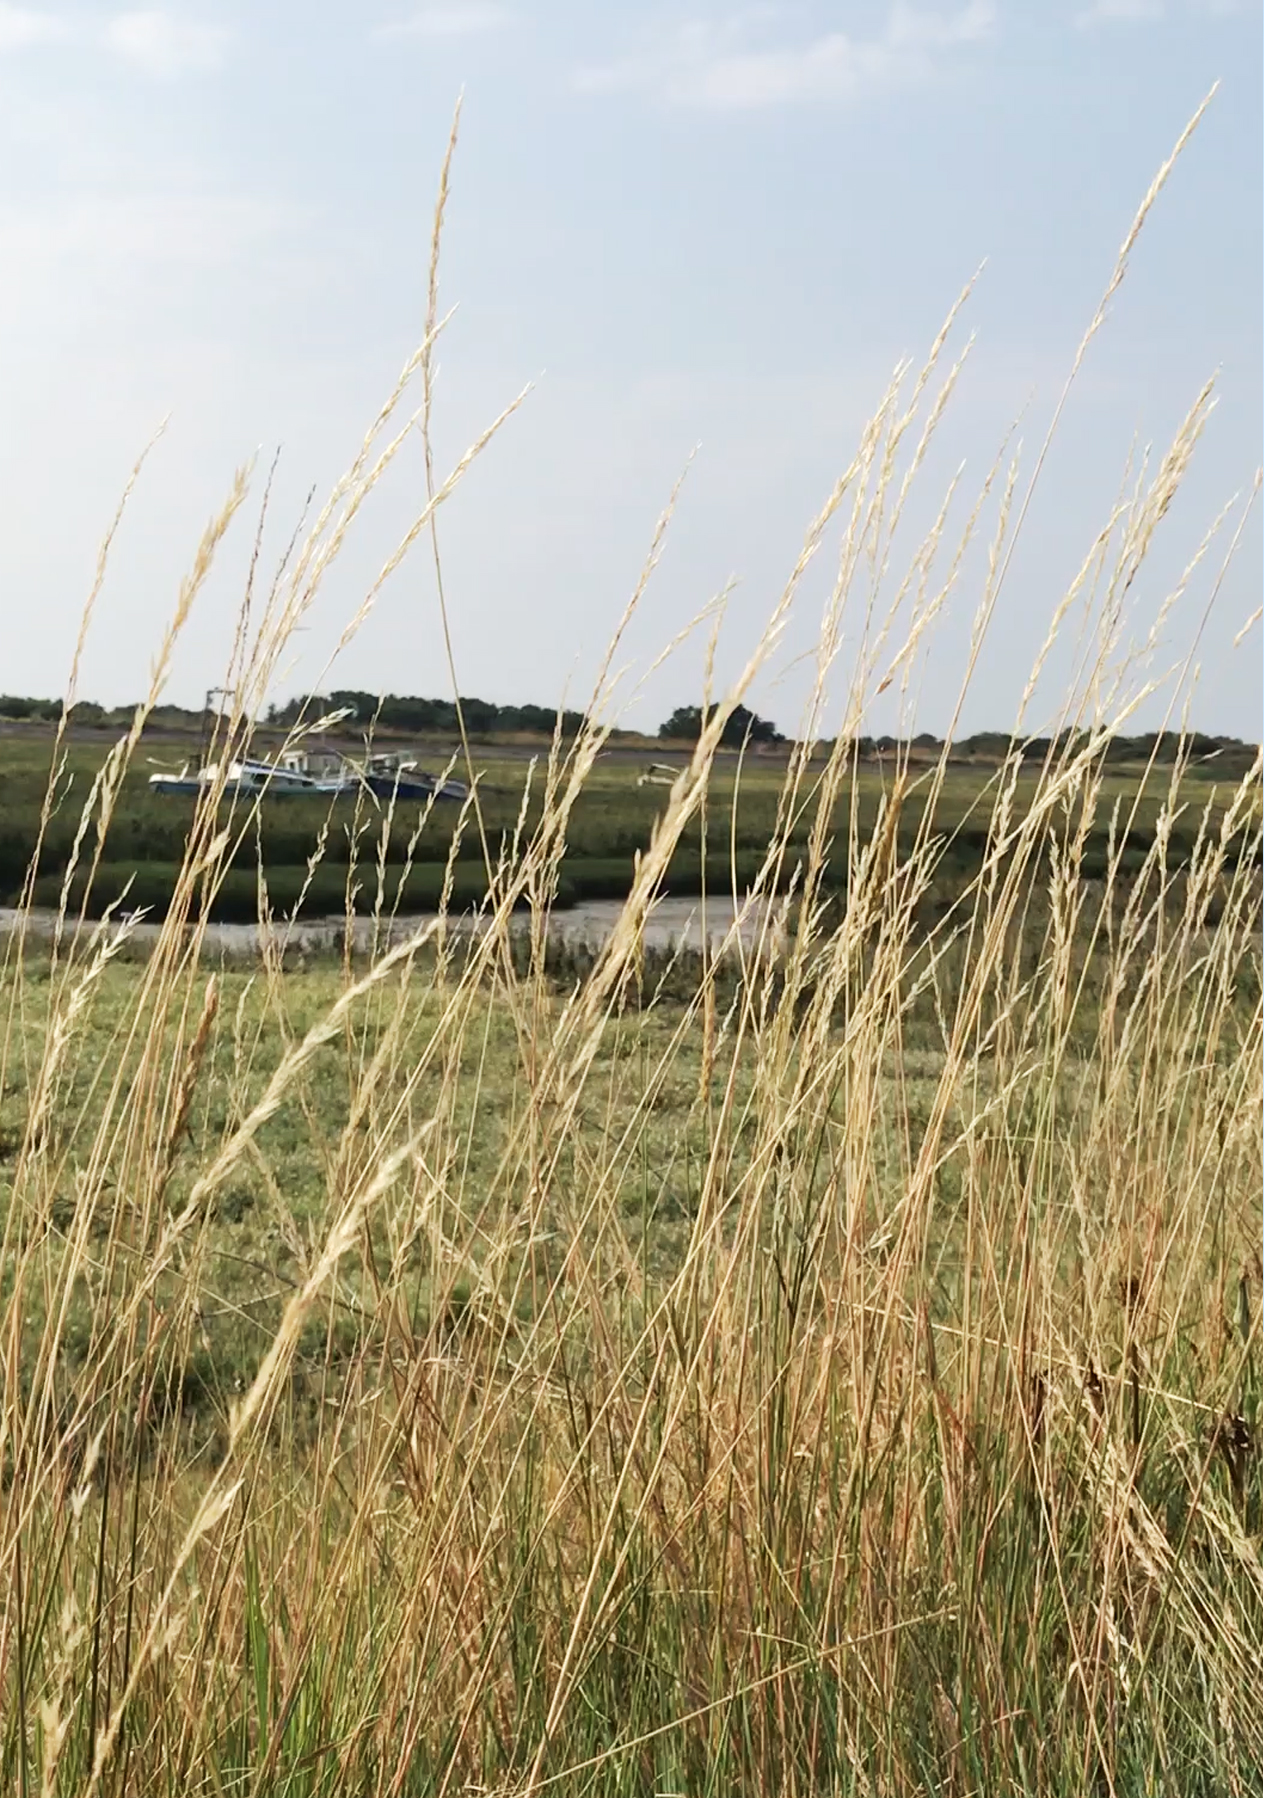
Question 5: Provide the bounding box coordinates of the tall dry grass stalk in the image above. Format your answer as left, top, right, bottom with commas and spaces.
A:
0, 100, 1260, 1796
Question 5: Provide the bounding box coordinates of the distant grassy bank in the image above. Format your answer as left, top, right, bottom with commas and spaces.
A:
3, 727, 1258, 923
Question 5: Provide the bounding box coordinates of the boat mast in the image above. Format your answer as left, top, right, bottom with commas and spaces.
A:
198, 687, 230, 773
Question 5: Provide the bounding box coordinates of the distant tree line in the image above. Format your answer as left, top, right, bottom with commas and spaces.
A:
0, 696, 66, 722
0, 694, 591, 736
264, 692, 591, 737
839, 728, 1258, 776
0, 697, 203, 728
0, 692, 1256, 777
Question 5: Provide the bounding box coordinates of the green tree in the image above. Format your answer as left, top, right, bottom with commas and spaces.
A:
657, 703, 783, 748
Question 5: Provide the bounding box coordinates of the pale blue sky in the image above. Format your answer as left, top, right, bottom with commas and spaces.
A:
1, 1, 1259, 738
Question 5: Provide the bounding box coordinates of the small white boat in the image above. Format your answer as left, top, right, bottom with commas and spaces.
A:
147, 766, 205, 796
148, 755, 343, 797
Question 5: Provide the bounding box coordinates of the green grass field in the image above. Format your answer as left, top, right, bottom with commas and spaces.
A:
2, 716, 1259, 1794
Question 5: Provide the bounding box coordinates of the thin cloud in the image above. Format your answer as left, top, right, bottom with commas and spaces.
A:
104, 11, 231, 77
0, 190, 291, 276
1074, 0, 1164, 25
575, 2, 995, 109
374, 3, 511, 39
1073, 0, 1245, 21
0, 4, 69, 50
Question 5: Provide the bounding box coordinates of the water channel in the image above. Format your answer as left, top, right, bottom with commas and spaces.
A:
1, 894, 789, 960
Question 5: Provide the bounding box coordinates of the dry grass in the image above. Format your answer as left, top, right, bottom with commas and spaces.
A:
0, 104, 1260, 1796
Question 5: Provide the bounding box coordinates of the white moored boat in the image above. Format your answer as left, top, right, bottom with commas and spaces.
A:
149, 749, 469, 802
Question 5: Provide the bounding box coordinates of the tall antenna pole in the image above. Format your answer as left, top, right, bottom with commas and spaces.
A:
199, 687, 229, 773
